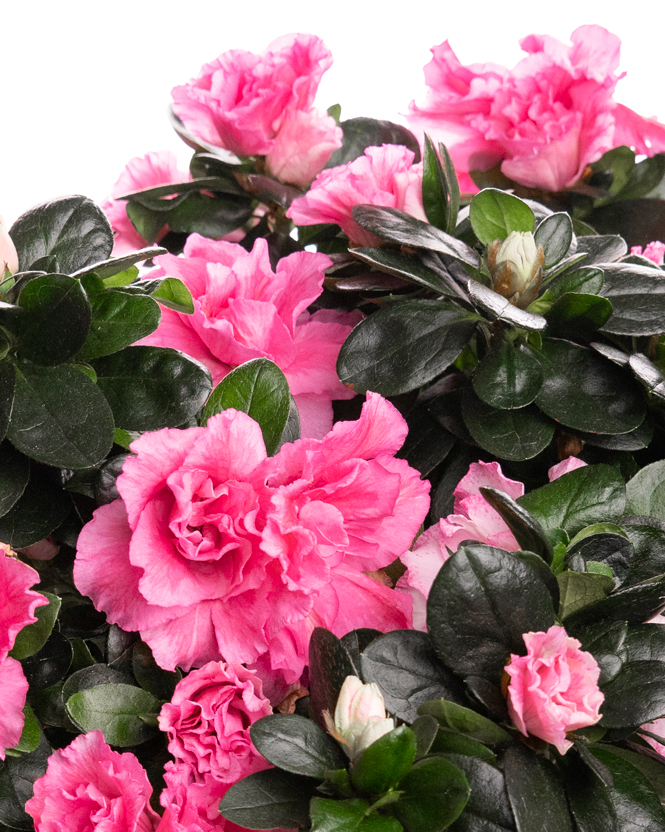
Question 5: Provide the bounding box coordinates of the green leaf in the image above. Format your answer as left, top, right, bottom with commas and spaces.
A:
624, 625, 665, 663
421, 137, 460, 236
310, 798, 403, 832
103, 266, 140, 287
65, 683, 161, 746
77, 289, 161, 360
220, 768, 316, 830
351, 726, 418, 795
150, 277, 195, 314
0, 441, 29, 518
0, 473, 70, 548
9, 705, 40, 755
600, 661, 665, 728
429, 730, 496, 763
93, 346, 212, 431
543, 266, 604, 302
201, 358, 290, 456
467, 280, 547, 331
568, 531, 633, 586
472, 340, 543, 410
0, 732, 51, 829
392, 756, 470, 832
72, 246, 166, 280
597, 745, 665, 809
623, 519, 665, 587
10, 195, 113, 273
309, 628, 358, 733
535, 213, 574, 267
10, 592, 60, 660
546, 293, 613, 336
250, 714, 346, 778
461, 390, 555, 461
326, 117, 421, 169
600, 263, 665, 336
591, 747, 665, 830
351, 247, 465, 298
167, 192, 255, 238
445, 754, 514, 832
576, 235, 627, 265
126, 202, 166, 243
504, 744, 574, 832
614, 153, 665, 201
7, 362, 114, 468
626, 462, 665, 522
557, 571, 614, 620
591, 145, 635, 196
566, 753, 619, 832
0, 359, 15, 444
469, 189, 535, 245
337, 300, 476, 397
16, 274, 91, 365
417, 699, 510, 746
477, 487, 553, 563
360, 630, 466, 723
410, 715, 440, 759
518, 463, 626, 537
427, 544, 556, 680
131, 641, 181, 701
396, 406, 456, 477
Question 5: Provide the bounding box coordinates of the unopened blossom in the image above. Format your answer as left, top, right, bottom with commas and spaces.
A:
631, 241, 665, 266
333, 675, 395, 758
0, 214, 18, 276
488, 231, 545, 308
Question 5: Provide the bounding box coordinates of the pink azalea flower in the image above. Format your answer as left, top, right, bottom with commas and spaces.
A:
102, 150, 191, 255
136, 235, 359, 439
505, 625, 604, 755
73, 394, 429, 685
25, 730, 161, 832
408, 25, 665, 193
158, 661, 271, 782
640, 716, 665, 758
159, 763, 233, 832
631, 241, 665, 266
171, 34, 341, 186
0, 545, 48, 661
287, 144, 427, 247
0, 657, 29, 760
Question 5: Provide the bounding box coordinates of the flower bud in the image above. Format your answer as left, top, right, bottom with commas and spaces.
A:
487, 231, 544, 309
0, 215, 18, 277
333, 675, 395, 758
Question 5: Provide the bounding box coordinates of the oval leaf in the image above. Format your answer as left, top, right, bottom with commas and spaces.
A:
65, 683, 161, 746
472, 340, 544, 410
535, 212, 574, 267
220, 769, 316, 830
250, 714, 346, 778
469, 189, 535, 245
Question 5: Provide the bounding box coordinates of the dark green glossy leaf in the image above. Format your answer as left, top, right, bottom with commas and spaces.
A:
546, 293, 613, 336
543, 266, 604, 302
427, 544, 556, 680
150, 277, 194, 314
467, 280, 547, 331
600, 263, 665, 336
275, 395, 301, 451
10, 195, 113, 273
568, 532, 633, 586
599, 745, 665, 809
10, 592, 60, 660
566, 576, 665, 630
393, 756, 470, 832
478, 487, 552, 562
77, 289, 160, 360
131, 641, 181, 701
0, 474, 70, 548
61, 664, 133, 702
626, 462, 665, 522
21, 630, 73, 690
410, 715, 439, 759
473, 341, 543, 410
430, 730, 496, 763
417, 699, 510, 746
600, 661, 665, 728
0, 359, 15, 443
93, 346, 212, 431
250, 714, 346, 778
337, 300, 476, 396
504, 744, 573, 832
591, 145, 635, 195
9, 705, 40, 756
0, 442, 29, 518
326, 117, 421, 168
589, 198, 665, 253
576, 235, 627, 265
623, 625, 665, 663
71, 245, 167, 279
591, 746, 665, 830
167, 192, 254, 237
309, 628, 358, 732
65, 683, 160, 746
125, 202, 165, 243
535, 213, 573, 267
446, 754, 514, 832
360, 630, 466, 723
396, 407, 456, 477
310, 797, 403, 832
201, 358, 290, 456
422, 137, 460, 236
462, 390, 555, 461
468, 189, 534, 245
615, 154, 665, 201
7, 362, 114, 468
557, 571, 614, 620
351, 247, 464, 298
534, 339, 645, 434
629, 354, 665, 401
0, 732, 51, 830
566, 753, 618, 832
623, 519, 665, 587
220, 768, 316, 830
351, 726, 417, 794
16, 274, 91, 365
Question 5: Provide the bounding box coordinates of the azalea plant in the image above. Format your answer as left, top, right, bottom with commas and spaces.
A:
3, 22, 665, 832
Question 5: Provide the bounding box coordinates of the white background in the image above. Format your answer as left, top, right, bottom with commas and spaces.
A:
2, 0, 664, 226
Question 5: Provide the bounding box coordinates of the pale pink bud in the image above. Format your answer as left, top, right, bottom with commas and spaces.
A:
333, 675, 395, 757
488, 231, 544, 309
0, 215, 18, 277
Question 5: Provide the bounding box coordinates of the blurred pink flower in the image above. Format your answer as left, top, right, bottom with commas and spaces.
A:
0, 214, 19, 275
74, 394, 428, 684
102, 150, 191, 255
408, 25, 665, 193
287, 144, 426, 247
631, 241, 665, 265
137, 234, 358, 439
505, 625, 604, 754
26, 730, 160, 832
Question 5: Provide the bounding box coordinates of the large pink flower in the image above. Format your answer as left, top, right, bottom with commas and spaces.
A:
73, 394, 429, 684
505, 625, 604, 755
137, 234, 358, 439
408, 25, 665, 193
287, 144, 426, 247
158, 661, 271, 782
171, 34, 341, 185
25, 730, 161, 832
102, 150, 191, 255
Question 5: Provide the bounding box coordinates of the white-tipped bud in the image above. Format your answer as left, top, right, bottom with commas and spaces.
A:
488, 231, 544, 309
333, 675, 395, 758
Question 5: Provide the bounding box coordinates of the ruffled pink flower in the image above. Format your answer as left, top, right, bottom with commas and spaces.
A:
505, 625, 604, 755
25, 730, 161, 832
74, 394, 429, 684
136, 234, 359, 439
408, 25, 665, 193
0, 214, 19, 275
102, 150, 191, 255
0, 545, 48, 661
171, 34, 341, 184
0, 657, 29, 760
287, 144, 427, 247
158, 661, 271, 782
158, 763, 238, 832
631, 241, 665, 266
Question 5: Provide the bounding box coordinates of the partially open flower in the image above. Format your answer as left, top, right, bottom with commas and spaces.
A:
488, 231, 544, 309
332, 675, 395, 758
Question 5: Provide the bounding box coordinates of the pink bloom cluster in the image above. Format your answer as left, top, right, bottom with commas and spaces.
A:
73, 394, 429, 689
171, 34, 342, 187
0, 545, 48, 758
505, 625, 604, 755
288, 144, 426, 247
137, 235, 359, 439
408, 25, 665, 193
158, 662, 271, 831
26, 731, 161, 832
399, 457, 586, 629
102, 150, 191, 255
631, 240, 665, 265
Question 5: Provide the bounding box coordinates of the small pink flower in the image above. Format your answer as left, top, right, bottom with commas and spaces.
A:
158, 661, 271, 782
548, 456, 588, 481
408, 26, 665, 193
102, 150, 190, 255
0, 214, 19, 276
0, 657, 29, 760
505, 625, 604, 755
25, 731, 161, 832
287, 144, 427, 247
631, 241, 665, 266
